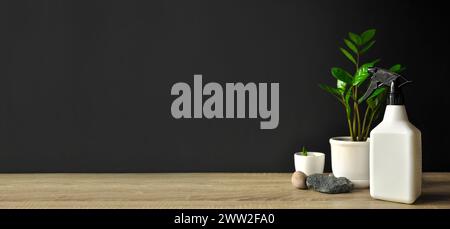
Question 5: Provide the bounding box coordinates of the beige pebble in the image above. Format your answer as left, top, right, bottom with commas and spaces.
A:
291, 171, 307, 189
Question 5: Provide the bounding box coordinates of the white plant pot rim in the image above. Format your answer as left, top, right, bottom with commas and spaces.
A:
293, 152, 325, 157
294, 152, 325, 176
330, 136, 369, 145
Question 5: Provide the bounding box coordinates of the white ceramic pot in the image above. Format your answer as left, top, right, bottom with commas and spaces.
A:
294, 152, 325, 176
330, 137, 369, 188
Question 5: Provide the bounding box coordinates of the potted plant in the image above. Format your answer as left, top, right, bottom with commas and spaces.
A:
319, 29, 405, 188
294, 146, 325, 176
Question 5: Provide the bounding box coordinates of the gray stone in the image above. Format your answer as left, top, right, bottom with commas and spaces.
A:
306, 174, 353, 194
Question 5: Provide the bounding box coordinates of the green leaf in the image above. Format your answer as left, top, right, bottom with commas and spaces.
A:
337, 80, 347, 93
319, 83, 345, 104
348, 32, 362, 46
339, 48, 357, 65
359, 85, 386, 104
353, 59, 380, 86
360, 29, 376, 45
331, 67, 353, 84
301, 146, 307, 156
389, 64, 406, 73
390, 64, 401, 72
353, 67, 370, 86
367, 87, 386, 101
366, 97, 377, 110
319, 84, 343, 99
344, 39, 358, 54
368, 87, 387, 112
360, 40, 376, 54
367, 91, 386, 111
371, 58, 381, 65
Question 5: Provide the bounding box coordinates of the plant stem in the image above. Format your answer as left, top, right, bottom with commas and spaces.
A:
353, 51, 361, 141
353, 103, 358, 140
364, 110, 377, 139
342, 95, 353, 138
354, 87, 361, 141
352, 114, 357, 140
347, 116, 353, 139
351, 88, 357, 141
361, 107, 370, 141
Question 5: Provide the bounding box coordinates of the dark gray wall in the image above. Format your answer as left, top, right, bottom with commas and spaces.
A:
0, 0, 449, 172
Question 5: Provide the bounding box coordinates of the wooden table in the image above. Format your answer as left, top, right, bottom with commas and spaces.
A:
0, 173, 449, 209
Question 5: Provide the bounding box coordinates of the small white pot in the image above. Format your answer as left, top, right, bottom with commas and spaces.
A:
294, 152, 325, 176
330, 137, 370, 188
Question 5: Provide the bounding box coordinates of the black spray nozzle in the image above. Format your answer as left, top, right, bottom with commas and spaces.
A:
361, 67, 411, 105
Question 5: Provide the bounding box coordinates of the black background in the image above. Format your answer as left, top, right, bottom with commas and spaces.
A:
0, 0, 449, 172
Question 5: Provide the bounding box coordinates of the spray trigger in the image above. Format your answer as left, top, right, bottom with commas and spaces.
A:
360, 67, 411, 104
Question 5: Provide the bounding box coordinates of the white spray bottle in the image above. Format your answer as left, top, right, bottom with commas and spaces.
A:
361, 67, 422, 204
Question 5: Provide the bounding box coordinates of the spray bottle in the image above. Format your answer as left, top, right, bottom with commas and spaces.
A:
361, 67, 422, 204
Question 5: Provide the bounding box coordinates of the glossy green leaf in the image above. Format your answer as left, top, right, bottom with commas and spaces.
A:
389, 64, 406, 73
331, 67, 353, 84
348, 32, 362, 46
337, 80, 347, 93
353, 59, 380, 86
353, 67, 370, 86
339, 48, 356, 65
360, 29, 376, 45
344, 39, 358, 54
359, 40, 376, 54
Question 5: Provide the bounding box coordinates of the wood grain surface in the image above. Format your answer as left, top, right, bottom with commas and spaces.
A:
0, 173, 449, 209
